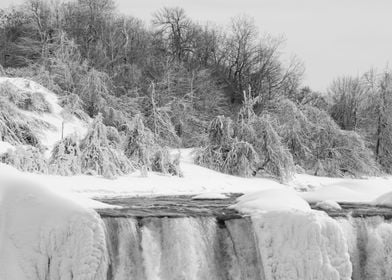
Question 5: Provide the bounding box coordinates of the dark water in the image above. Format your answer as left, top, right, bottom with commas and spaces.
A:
96, 194, 243, 220
96, 194, 392, 219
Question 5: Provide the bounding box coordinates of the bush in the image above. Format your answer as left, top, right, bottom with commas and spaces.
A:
196, 116, 262, 178
0, 100, 41, 147
223, 141, 258, 177
60, 93, 89, 121
124, 114, 154, 176
1, 146, 47, 173
80, 114, 132, 178
151, 147, 182, 176
304, 105, 379, 177
0, 80, 51, 113
49, 136, 81, 176
237, 115, 295, 181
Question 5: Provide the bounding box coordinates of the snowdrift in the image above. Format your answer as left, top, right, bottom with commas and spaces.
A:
0, 169, 108, 280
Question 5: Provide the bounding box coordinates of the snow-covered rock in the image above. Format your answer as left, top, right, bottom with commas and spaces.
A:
0, 170, 108, 280
231, 188, 311, 214
373, 191, 392, 207
191, 192, 229, 200
315, 200, 342, 211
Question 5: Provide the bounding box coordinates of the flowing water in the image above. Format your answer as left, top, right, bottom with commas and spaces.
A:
96, 196, 392, 280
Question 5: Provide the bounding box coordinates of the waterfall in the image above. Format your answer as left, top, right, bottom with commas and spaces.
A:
338, 216, 392, 280
104, 216, 264, 280
103, 212, 392, 280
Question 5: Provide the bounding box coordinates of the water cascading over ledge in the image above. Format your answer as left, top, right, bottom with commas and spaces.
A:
103, 216, 264, 280
96, 197, 392, 280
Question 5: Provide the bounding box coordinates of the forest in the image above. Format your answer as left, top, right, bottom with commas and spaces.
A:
0, 0, 391, 181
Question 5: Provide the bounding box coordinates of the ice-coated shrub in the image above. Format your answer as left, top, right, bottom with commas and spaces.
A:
0, 80, 51, 113
60, 93, 89, 121
49, 136, 81, 176
80, 114, 132, 178
237, 115, 295, 181
106, 125, 123, 149
196, 93, 295, 181
271, 98, 379, 177
124, 114, 154, 176
0, 100, 40, 147
304, 105, 379, 177
1, 146, 47, 173
195, 116, 237, 173
151, 147, 182, 176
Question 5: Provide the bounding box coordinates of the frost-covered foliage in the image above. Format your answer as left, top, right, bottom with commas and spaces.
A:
102, 107, 128, 131
0, 64, 5, 75
49, 136, 81, 176
151, 147, 183, 176
273, 99, 378, 177
80, 114, 132, 178
78, 69, 109, 117
124, 114, 182, 176
5, 65, 63, 95
106, 126, 123, 149
237, 115, 295, 181
124, 114, 154, 176
304, 105, 378, 177
60, 93, 89, 121
1, 146, 47, 173
145, 82, 180, 146
0, 101, 40, 147
196, 116, 261, 178
0, 80, 51, 113
196, 91, 294, 181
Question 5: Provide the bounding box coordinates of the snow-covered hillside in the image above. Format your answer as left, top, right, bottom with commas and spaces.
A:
0, 77, 88, 156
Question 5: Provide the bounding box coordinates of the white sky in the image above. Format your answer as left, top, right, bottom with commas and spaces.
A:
2, 0, 392, 91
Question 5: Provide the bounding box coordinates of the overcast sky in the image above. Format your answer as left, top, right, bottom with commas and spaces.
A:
2, 0, 392, 92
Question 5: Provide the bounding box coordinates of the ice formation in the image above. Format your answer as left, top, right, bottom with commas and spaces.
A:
0, 176, 108, 280
252, 211, 352, 280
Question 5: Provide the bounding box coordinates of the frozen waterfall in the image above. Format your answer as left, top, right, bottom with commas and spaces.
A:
102, 208, 392, 280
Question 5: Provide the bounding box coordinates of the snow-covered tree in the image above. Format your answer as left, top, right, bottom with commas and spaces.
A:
151, 147, 182, 176
49, 136, 81, 176
1, 145, 47, 173
124, 114, 154, 176
80, 114, 132, 178
0, 99, 40, 147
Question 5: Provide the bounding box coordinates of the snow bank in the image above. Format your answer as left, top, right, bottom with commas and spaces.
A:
191, 192, 229, 200
231, 188, 311, 214
0, 171, 108, 279
252, 211, 352, 280
315, 200, 342, 211
373, 191, 392, 207
0, 77, 88, 155
0, 141, 14, 154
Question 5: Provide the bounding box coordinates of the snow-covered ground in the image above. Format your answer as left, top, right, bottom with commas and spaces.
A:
3, 76, 392, 280
0, 167, 108, 280
1, 76, 392, 209
0, 77, 88, 156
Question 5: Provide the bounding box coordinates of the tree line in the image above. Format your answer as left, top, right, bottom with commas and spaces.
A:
0, 0, 391, 180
